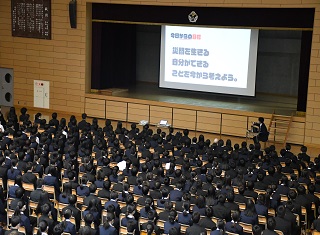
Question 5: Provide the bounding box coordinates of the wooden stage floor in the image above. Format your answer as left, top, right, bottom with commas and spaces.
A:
110, 83, 298, 116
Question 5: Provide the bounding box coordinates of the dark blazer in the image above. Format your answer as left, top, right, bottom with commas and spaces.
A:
99, 224, 118, 235
164, 221, 181, 234
4, 229, 24, 235
169, 189, 183, 201
30, 189, 43, 202
62, 205, 81, 230
63, 220, 77, 235
177, 212, 192, 225
225, 222, 244, 235
7, 168, 21, 180
22, 172, 37, 188
240, 212, 258, 225
274, 216, 292, 235
212, 204, 231, 222
185, 224, 207, 235
198, 217, 217, 230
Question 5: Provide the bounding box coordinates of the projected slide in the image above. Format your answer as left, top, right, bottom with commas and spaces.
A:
159, 25, 259, 96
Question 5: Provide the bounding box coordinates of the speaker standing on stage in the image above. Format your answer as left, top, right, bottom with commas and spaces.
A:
253, 117, 269, 144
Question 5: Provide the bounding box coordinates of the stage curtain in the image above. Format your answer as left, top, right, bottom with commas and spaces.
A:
91, 22, 136, 89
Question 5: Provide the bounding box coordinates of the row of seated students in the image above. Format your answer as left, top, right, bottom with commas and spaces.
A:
0, 108, 320, 235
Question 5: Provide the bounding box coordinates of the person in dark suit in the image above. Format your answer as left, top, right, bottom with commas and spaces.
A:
177, 202, 192, 226
98, 180, 111, 199
30, 179, 44, 202
78, 113, 89, 131
311, 207, 320, 232
7, 159, 22, 180
83, 184, 102, 212
120, 204, 139, 235
0, 156, 8, 190
198, 206, 217, 231
99, 212, 118, 235
255, 194, 268, 217
21, 162, 37, 189
274, 205, 292, 235
164, 210, 181, 235
210, 219, 226, 235
43, 166, 61, 196
38, 203, 56, 234
169, 182, 184, 202
61, 208, 77, 235
159, 201, 174, 221
262, 217, 278, 235
253, 117, 269, 144
212, 194, 231, 222
185, 211, 207, 235
5, 215, 25, 235
240, 199, 258, 225
104, 191, 121, 216
62, 195, 81, 230
225, 211, 244, 235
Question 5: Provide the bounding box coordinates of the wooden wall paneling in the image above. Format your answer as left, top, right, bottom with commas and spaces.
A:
85, 98, 105, 118
221, 114, 247, 137
287, 121, 305, 144
173, 108, 196, 130
127, 103, 149, 123
106, 100, 128, 122
196, 111, 221, 134
149, 106, 172, 125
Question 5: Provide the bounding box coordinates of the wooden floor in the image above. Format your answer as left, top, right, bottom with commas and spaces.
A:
4, 105, 319, 160
111, 82, 298, 116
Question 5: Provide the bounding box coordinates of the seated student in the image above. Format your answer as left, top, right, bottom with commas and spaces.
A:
61, 208, 76, 235
99, 212, 118, 235
5, 215, 25, 235
59, 182, 72, 204
104, 191, 121, 216
140, 197, 157, 219
252, 117, 269, 144
192, 195, 206, 216
262, 217, 278, 235
177, 202, 192, 226
164, 210, 181, 234
311, 207, 320, 232
37, 220, 49, 235
120, 204, 139, 235
76, 177, 90, 197
13, 200, 32, 235
83, 199, 101, 227
157, 188, 170, 209
210, 219, 227, 235
80, 213, 98, 235
240, 199, 258, 225
252, 224, 262, 235
38, 203, 56, 235
198, 207, 217, 231
7, 159, 22, 180
140, 210, 161, 235
98, 180, 111, 199
255, 194, 268, 217
8, 175, 22, 198
274, 205, 292, 235
225, 211, 244, 235
185, 211, 207, 235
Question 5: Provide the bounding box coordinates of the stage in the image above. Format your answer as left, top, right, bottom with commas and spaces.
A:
97, 82, 299, 116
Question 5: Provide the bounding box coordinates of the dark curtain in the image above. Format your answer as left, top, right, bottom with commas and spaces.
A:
297, 31, 312, 112
91, 22, 136, 89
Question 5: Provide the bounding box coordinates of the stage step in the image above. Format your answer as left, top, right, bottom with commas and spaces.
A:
268, 113, 293, 148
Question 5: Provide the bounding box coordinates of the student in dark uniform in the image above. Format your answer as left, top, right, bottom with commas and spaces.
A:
253, 117, 269, 144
